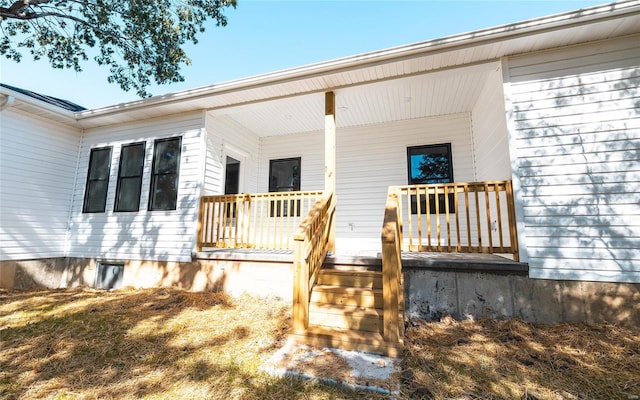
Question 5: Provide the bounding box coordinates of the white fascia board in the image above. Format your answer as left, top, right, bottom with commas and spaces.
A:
0, 86, 78, 124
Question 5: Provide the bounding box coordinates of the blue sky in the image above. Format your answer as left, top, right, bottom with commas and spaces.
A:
1, 0, 607, 109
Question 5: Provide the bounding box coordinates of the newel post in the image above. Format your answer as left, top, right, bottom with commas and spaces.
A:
325, 91, 336, 253
292, 232, 309, 334
381, 190, 401, 344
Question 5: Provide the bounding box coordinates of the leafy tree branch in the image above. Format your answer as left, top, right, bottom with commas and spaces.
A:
1, 0, 236, 97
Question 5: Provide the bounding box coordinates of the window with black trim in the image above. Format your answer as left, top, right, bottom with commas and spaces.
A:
83, 147, 112, 213
269, 157, 301, 217
148, 137, 182, 211
114, 142, 145, 212
407, 143, 454, 214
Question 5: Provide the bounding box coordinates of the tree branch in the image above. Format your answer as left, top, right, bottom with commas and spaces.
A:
1, 0, 53, 17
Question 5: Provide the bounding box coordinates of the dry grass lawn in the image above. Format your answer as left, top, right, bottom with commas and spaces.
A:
1, 287, 639, 400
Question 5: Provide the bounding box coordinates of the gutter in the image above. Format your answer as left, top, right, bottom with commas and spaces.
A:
0, 86, 78, 123
59, 0, 640, 120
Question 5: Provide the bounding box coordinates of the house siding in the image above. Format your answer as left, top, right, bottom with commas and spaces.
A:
0, 108, 81, 260
471, 66, 512, 181
258, 114, 475, 250
257, 131, 324, 193
505, 35, 640, 283
204, 113, 260, 195
66, 113, 205, 263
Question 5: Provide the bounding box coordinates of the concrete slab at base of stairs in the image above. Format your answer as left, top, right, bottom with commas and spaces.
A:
261, 337, 401, 395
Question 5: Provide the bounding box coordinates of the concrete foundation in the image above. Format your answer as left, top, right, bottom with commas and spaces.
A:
404, 267, 640, 327
2, 255, 639, 327
0, 256, 295, 301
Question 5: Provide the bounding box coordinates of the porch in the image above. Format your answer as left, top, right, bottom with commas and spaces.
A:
195, 180, 522, 356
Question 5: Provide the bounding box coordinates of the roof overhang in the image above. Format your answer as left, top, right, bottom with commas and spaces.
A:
3, 1, 639, 130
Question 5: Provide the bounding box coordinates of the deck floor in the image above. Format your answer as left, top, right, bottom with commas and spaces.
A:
195, 248, 527, 273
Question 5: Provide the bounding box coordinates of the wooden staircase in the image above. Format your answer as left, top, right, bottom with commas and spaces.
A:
291, 257, 404, 357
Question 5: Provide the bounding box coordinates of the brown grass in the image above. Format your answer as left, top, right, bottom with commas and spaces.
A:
402, 316, 640, 400
1, 288, 639, 400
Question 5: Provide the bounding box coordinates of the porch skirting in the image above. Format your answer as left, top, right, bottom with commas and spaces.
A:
2, 256, 638, 328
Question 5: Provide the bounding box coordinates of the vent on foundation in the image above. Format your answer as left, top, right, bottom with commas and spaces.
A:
95, 262, 124, 290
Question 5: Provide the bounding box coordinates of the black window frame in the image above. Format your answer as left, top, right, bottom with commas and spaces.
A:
406, 143, 455, 214
114, 141, 146, 212
148, 137, 182, 211
268, 157, 301, 217
82, 146, 112, 213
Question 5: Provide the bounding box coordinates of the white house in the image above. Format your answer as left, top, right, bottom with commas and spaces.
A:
1, 1, 638, 353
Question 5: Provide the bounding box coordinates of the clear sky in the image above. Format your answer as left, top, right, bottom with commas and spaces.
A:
1, 0, 608, 110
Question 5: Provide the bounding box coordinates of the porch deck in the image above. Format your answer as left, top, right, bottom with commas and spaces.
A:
193, 249, 528, 274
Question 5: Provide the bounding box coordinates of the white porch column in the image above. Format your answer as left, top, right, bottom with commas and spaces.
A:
324, 91, 336, 193
325, 91, 336, 252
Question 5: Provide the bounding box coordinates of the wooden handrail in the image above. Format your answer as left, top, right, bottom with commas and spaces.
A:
292, 192, 336, 334
381, 187, 404, 345
197, 190, 324, 251
392, 180, 519, 261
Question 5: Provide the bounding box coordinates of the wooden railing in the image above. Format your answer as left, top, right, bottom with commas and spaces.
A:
292, 192, 336, 334
197, 191, 324, 250
394, 180, 519, 261
381, 187, 404, 345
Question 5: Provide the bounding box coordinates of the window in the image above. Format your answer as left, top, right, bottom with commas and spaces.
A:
114, 142, 145, 212
148, 137, 182, 211
83, 147, 112, 213
407, 143, 454, 214
407, 143, 453, 184
269, 157, 301, 217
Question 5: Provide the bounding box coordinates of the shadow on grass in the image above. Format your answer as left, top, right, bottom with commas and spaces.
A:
402, 317, 640, 399
0, 288, 376, 399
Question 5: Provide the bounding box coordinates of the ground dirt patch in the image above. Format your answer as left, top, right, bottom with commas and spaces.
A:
1, 288, 639, 399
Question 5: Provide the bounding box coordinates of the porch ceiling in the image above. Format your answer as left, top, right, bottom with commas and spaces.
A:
210, 62, 498, 137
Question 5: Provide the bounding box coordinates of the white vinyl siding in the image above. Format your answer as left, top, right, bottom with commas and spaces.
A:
471, 67, 512, 181
257, 132, 324, 193
0, 108, 81, 260
203, 113, 259, 195
258, 113, 474, 245
67, 113, 205, 262
506, 35, 640, 283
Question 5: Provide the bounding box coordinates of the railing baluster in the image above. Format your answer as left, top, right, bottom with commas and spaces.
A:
444, 184, 451, 252
484, 182, 492, 253
454, 184, 461, 253
425, 185, 432, 250
405, 188, 414, 250
464, 184, 471, 253
495, 182, 504, 253
474, 185, 482, 253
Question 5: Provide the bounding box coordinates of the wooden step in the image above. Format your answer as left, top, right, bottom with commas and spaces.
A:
311, 285, 383, 308
317, 270, 382, 289
290, 326, 402, 357
309, 303, 382, 332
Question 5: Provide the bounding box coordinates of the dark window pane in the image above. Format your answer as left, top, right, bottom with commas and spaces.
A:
115, 177, 142, 212
268, 157, 301, 217
153, 139, 181, 174
150, 174, 178, 210
114, 142, 145, 212
120, 144, 145, 176
269, 158, 301, 192
148, 137, 181, 211
83, 147, 112, 213
84, 180, 109, 213
88, 148, 111, 180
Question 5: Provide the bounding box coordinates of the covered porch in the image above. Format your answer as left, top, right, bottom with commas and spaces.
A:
196, 59, 520, 354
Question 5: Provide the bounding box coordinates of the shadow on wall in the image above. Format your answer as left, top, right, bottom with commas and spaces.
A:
61, 183, 201, 286
511, 67, 640, 282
